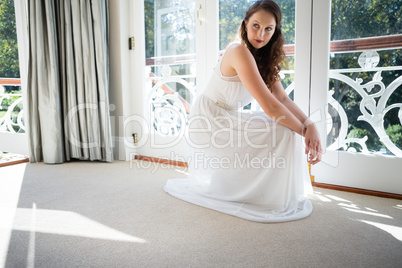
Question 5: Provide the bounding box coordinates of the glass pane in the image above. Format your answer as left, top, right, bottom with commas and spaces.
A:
0, 0, 19, 79
144, 0, 196, 136
145, 0, 196, 58
158, 6, 195, 56
331, 0, 402, 40
327, 0, 402, 157
0, 0, 24, 134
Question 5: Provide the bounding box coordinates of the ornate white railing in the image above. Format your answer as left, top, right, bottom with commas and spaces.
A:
0, 80, 25, 134
145, 36, 402, 157
327, 34, 402, 157
327, 68, 402, 157
147, 65, 196, 136
326, 35, 402, 157
146, 58, 295, 135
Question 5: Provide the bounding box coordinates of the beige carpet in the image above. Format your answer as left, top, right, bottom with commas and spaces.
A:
1, 160, 401, 268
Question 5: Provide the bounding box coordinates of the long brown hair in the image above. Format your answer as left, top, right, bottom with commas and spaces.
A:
238, 0, 285, 90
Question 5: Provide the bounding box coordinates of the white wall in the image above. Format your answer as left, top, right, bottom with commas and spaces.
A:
109, 0, 124, 159
109, 0, 146, 160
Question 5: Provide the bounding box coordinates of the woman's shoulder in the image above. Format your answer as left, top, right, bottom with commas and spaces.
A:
225, 43, 250, 56
220, 43, 255, 77
223, 43, 253, 65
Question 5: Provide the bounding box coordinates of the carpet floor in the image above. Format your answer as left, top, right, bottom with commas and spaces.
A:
1, 160, 401, 268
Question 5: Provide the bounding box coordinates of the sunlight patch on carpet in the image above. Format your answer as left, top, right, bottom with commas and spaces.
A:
8, 207, 147, 243
359, 220, 402, 242
0, 163, 26, 267
342, 208, 393, 219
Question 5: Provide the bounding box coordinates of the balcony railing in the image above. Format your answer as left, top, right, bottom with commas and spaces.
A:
145, 34, 402, 157
0, 78, 24, 134
2, 35, 400, 156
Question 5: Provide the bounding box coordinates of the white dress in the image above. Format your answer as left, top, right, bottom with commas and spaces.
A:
164, 52, 313, 223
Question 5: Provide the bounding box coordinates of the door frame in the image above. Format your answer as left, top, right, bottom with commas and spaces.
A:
195, 0, 219, 92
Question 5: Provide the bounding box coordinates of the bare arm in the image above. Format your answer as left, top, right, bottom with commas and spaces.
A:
271, 79, 322, 164
271, 79, 308, 124
224, 44, 305, 135
222, 44, 321, 164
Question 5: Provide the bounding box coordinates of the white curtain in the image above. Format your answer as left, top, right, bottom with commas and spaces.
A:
27, 0, 113, 163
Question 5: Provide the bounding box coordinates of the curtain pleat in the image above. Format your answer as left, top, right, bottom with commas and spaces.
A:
27, 0, 113, 163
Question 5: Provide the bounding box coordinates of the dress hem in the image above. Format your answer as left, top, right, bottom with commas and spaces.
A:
164, 178, 313, 223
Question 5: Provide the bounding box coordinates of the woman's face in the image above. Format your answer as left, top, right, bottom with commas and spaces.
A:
244, 9, 276, 49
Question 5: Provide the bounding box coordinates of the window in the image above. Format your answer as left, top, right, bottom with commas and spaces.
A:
327, 0, 402, 157
0, 0, 23, 134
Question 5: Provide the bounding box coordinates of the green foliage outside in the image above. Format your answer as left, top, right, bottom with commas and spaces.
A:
386, 124, 402, 151
331, 0, 402, 40
346, 127, 381, 152
145, 0, 155, 59
329, 0, 402, 153
346, 124, 402, 153
0, 0, 19, 82
0, 0, 22, 133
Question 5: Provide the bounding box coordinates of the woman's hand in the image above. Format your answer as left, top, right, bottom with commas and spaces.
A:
304, 124, 322, 165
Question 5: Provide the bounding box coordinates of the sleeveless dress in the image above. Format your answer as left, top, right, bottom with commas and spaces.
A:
164, 51, 313, 223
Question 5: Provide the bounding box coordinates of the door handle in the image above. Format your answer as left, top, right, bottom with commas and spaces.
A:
196, 4, 205, 25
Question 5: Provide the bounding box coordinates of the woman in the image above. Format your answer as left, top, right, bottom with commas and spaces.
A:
164, 0, 322, 222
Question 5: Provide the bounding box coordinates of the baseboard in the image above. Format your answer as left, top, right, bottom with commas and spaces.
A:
312, 182, 402, 200
134, 154, 188, 167
0, 153, 29, 167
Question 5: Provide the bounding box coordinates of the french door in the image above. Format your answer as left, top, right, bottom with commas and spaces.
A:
139, 0, 202, 161
310, 0, 402, 195
139, 0, 296, 162
137, 0, 402, 194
